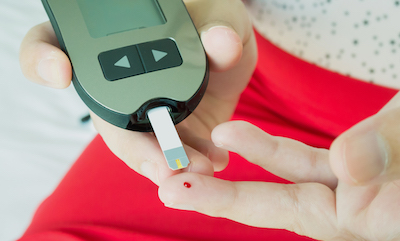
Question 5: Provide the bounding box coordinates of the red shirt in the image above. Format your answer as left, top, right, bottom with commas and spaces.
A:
19, 31, 397, 241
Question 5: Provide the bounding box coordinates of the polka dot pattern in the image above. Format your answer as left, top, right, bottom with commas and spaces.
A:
244, 0, 400, 89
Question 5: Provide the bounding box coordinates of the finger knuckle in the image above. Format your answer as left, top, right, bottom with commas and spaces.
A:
281, 185, 307, 234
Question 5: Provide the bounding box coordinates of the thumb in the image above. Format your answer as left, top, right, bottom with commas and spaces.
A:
330, 92, 400, 185
185, 0, 251, 72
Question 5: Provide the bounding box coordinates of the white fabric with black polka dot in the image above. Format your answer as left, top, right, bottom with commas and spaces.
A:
245, 0, 400, 89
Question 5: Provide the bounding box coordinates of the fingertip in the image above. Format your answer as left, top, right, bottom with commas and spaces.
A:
211, 121, 252, 152
20, 22, 72, 89
211, 121, 235, 144
188, 138, 229, 172
201, 26, 243, 72
211, 148, 229, 172
158, 172, 198, 207
177, 126, 229, 172
158, 172, 230, 214
159, 172, 239, 219
184, 146, 214, 177
329, 137, 355, 185
37, 51, 72, 89
329, 131, 385, 186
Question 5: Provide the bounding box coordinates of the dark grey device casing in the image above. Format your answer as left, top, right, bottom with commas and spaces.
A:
41, 0, 209, 132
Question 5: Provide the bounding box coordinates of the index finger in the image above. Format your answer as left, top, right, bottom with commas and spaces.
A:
158, 172, 337, 240
19, 21, 72, 88
212, 121, 337, 189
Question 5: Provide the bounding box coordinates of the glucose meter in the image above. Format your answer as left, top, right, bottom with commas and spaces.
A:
41, 0, 209, 132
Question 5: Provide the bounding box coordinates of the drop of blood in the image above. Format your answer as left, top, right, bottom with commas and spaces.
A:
184, 182, 191, 188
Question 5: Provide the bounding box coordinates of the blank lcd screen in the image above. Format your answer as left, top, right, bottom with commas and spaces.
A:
77, 0, 166, 38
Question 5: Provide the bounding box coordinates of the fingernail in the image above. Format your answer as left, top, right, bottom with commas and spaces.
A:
38, 58, 60, 84
214, 142, 224, 148
140, 160, 159, 184
165, 203, 196, 211
344, 130, 389, 183
214, 142, 237, 153
201, 26, 227, 38
201, 26, 240, 44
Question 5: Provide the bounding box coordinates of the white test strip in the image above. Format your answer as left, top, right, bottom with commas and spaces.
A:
147, 106, 189, 170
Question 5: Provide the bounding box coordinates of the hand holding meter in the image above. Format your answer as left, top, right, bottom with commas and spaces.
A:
42, 0, 209, 170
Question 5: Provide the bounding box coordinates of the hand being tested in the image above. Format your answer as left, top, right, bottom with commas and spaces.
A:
19, 0, 257, 185
159, 94, 400, 240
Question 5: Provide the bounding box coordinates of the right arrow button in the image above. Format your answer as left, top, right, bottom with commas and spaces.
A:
152, 50, 168, 62
137, 39, 183, 73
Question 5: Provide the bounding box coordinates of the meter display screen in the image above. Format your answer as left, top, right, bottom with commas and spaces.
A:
77, 0, 166, 38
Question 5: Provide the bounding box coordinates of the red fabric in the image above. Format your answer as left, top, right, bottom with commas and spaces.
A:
19, 31, 398, 241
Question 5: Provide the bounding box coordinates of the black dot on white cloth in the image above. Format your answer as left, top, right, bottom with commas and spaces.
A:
246, 0, 400, 87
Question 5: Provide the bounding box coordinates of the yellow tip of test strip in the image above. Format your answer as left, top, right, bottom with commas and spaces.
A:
147, 107, 190, 170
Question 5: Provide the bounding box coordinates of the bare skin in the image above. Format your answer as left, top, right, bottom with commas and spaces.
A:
20, 0, 400, 240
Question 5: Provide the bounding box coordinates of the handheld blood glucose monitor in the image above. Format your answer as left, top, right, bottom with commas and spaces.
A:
41, 0, 209, 170
41, 0, 208, 131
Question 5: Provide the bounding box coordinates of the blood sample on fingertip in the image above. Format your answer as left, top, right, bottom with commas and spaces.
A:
184, 182, 191, 188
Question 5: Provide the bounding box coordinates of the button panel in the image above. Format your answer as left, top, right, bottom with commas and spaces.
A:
98, 39, 183, 81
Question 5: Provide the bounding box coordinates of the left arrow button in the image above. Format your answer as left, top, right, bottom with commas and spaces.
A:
99, 45, 145, 81
114, 56, 131, 69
